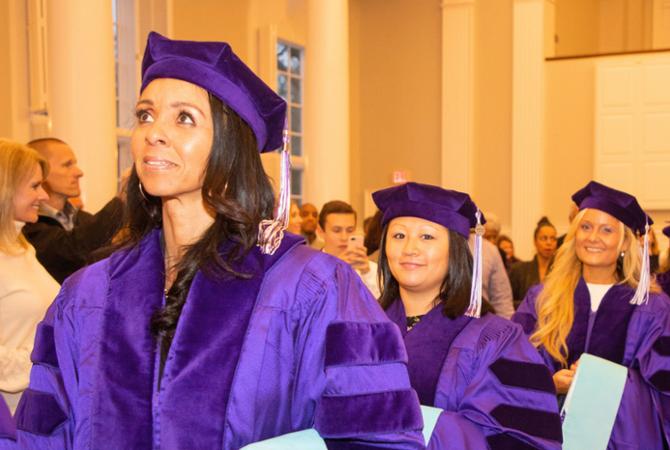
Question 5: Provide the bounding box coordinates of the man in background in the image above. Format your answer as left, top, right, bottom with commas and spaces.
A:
318, 200, 380, 298
299, 202, 323, 249
24, 138, 125, 283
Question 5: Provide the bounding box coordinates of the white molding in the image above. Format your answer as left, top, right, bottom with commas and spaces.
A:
512, 0, 546, 260
441, 0, 475, 193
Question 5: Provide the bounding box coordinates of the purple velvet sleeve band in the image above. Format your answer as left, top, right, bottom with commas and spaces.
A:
315, 389, 422, 438
30, 323, 59, 368
15, 389, 67, 436
325, 322, 407, 367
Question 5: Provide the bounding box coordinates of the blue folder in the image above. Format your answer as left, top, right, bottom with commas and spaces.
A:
242, 405, 443, 449
561, 353, 627, 450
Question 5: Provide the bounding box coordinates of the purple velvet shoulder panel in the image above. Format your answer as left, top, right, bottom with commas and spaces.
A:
325, 321, 407, 367
15, 389, 67, 437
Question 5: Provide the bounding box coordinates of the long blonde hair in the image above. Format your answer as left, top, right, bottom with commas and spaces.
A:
530, 208, 657, 367
0, 139, 49, 253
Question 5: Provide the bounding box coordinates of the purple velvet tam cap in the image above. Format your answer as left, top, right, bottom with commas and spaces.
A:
571, 181, 652, 235
140, 32, 286, 153
372, 182, 485, 239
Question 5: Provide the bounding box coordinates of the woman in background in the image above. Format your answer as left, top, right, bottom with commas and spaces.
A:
496, 234, 518, 272
509, 217, 557, 308
0, 140, 59, 417
513, 181, 670, 449
375, 182, 562, 449
286, 201, 303, 235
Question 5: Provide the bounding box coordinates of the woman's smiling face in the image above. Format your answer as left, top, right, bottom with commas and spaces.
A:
574, 208, 626, 272
385, 216, 449, 298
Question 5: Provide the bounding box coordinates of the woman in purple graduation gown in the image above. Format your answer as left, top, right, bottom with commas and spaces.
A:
513, 181, 670, 449
373, 182, 563, 449
10, 32, 424, 449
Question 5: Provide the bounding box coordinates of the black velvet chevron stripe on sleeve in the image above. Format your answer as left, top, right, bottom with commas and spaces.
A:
490, 405, 563, 442
652, 336, 670, 357
489, 358, 556, 394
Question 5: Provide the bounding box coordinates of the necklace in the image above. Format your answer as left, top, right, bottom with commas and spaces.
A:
406, 315, 424, 331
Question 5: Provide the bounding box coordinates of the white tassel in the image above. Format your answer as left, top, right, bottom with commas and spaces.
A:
630, 221, 651, 306
257, 127, 291, 255
465, 210, 484, 318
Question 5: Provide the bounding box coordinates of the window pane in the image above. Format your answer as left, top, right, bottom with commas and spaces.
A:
291, 135, 302, 156
277, 74, 288, 99
290, 47, 301, 74
291, 107, 301, 132
277, 42, 288, 72
290, 78, 301, 104
291, 168, 302, 197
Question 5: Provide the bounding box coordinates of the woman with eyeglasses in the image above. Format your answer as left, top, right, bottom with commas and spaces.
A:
509, 217, 557, 308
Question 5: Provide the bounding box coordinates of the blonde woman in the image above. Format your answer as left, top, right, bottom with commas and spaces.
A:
513, 181, 670, 449
0, 140, 59, 415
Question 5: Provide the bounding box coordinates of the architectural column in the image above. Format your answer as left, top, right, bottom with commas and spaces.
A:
441, 0, 475, 193
512, 0, 546, 259
0, 0, 30, 141
304, 0, 350, 205
46, 0, 117, 212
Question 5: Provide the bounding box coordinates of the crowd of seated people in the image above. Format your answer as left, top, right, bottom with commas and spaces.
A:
1, 31, 669, 450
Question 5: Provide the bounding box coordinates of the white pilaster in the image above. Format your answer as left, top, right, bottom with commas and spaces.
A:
304, 0, 350, 205
46, 0, 117, 212
441, 0, 475, 193
512, 0, 546, 259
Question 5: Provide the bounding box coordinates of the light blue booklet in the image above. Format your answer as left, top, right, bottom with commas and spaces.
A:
242, 405, 444, 449
561, 353, 627, 450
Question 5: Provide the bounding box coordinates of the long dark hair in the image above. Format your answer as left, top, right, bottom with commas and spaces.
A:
118, 94, 275, 350
378, 225, 492, 319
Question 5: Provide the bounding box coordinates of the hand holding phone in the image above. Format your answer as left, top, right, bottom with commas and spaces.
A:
347, 234, 364, 251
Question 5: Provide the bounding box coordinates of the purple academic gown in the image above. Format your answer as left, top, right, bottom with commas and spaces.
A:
0, 396, 15, 449
10, 230, 424, 449
386, 301, 563, 450
513, 279, 670, 449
